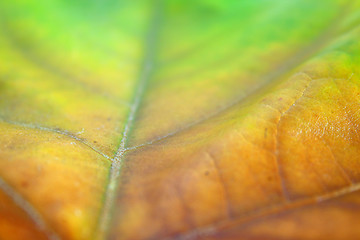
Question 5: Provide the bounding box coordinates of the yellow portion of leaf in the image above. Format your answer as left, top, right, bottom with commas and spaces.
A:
0, 122, 110, 239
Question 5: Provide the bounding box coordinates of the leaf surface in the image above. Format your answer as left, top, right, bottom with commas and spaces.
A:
1, 0, 360, 239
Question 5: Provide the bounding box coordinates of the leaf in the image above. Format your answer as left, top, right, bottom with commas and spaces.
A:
1, 0, 360, 239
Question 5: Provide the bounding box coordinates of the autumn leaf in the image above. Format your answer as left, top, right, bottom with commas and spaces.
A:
1, 0, 360, 239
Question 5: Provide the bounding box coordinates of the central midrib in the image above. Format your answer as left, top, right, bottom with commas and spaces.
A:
94, 2, 163, 239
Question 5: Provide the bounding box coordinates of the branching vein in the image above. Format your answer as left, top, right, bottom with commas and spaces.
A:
0, 118, 111, 161
0, 177, 60, 240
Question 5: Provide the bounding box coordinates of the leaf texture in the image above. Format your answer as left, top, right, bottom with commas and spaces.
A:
1, 0, 360, 239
